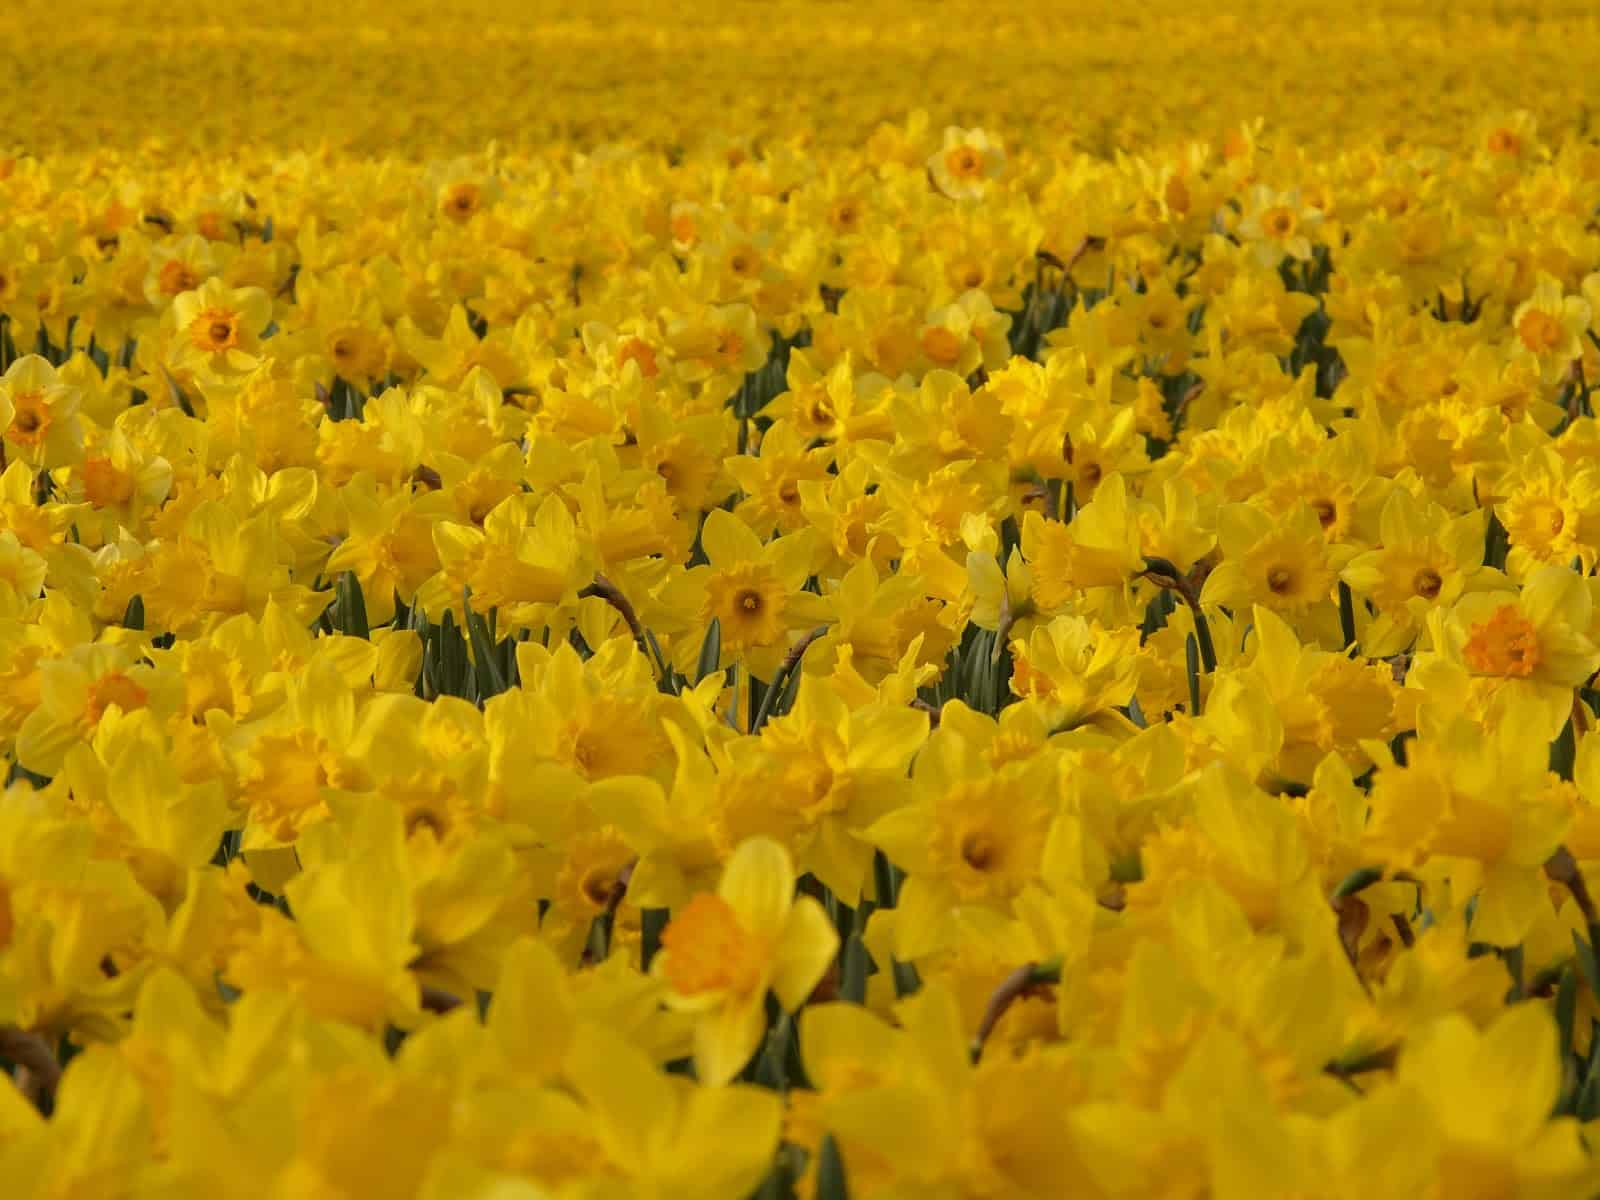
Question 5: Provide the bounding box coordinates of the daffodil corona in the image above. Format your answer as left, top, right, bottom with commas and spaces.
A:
654, 836, 838, 1086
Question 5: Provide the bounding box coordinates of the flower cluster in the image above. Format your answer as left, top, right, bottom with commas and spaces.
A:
6, 2, 1600, 1197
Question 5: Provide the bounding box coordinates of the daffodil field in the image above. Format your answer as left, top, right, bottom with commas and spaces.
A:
11, 0, 1600, 1195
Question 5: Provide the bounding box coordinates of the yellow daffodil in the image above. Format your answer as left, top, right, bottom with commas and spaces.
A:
652, 835, 837, 1085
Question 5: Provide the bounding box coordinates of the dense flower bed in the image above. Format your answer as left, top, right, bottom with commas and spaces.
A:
6, 2, 1600, 1196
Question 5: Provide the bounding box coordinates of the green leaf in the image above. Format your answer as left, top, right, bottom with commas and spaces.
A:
696, 617, 722, 683
462, 590, 508, 699
1483, 511, 1509, 571
640, 908, 668, 972
1331, 865, 1385, 901
161, 368, 196, 418
751, 1013, 792, 1091
1552, 718, 1578, 781
814, 1135, 849, 1200
1558, 966, 1579, 1053
751, 1159, 798, 1200
1577, 1025, 1600, 1120
839, 934, 870, 1005
439, 609, 468, 696
1502, 943, 1525, 1001
1573, 931, 1600, 997
1184, 632, 1202, 715
336, 572, 369, 639
873, 851, 901, 909
643, 628, 679, 695
1337, 581, 1357, 650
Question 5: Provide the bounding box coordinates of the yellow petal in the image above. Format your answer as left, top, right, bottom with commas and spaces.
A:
771, 896, 839, 1011
693, 990, 769, 1087
717, 836, 796, 942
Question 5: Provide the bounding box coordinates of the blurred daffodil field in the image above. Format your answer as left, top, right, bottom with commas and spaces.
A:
9, 0, 1600, 1195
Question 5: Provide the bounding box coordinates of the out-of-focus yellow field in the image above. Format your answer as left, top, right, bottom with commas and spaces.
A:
6, 2, 1600, 1197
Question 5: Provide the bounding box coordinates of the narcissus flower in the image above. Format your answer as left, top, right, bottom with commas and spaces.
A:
927, 126, 1005, 202
1008, 614, 1140, 734
167, 278, 272, 380
680, 508, 832, 681
1201, 501, 1352, 639
652, 835, 838, 1085
1510, 273, 1590, 383
1235, 185, 1323, 266
1341, 488, 1490, 656
865, 727, 1058, 958
0, 354, 83, 470
1413, 563, 1600, 740
1394, 1003, 1592, 1195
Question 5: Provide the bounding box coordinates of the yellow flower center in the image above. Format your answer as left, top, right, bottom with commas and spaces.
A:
1462, 604, 1541, 677
503, 1130, 616, 1184
243, 729, 342, 841
616, 337, 659, 378
944, 145, 984, 180
84, 670, 149, 726
1263, 206, 1295, 238
1412, 567, 1443, 600
803, 392, 835, 432
960, 830, 997, 871
188, 307, 241, 352
921, 325, 964, 367
1486, 128, 1522, 156
1266, 565, 1295, 595
402, 800, 451, 842
6, 392, 49, 447
705, 562, 787, 650
158, 259, 200, 297
713, 329, 745, 365
442, 182, 481, 220
83, 456, 136, 507
1516, 308, 1563, 354
582, 866, 617, 908
661, 893, 764, 997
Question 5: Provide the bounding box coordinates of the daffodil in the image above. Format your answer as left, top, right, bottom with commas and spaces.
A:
1393, 1003, 1593, 1195
1413, 563, 1600, 740
1008, 614, 1141, 735
927, 126, 1006, 202
865, 726, 1059, 958
1234, 184, 1324, 266
1510, 273, 1591, 384
1363, 702, 1572, 947
1342, 487, 1492, 656
651, 835, 837, 1085
677, 508, 831, 682
1201, 501, 1352, 634
0, 354, 83, 470
167, 278, 273, 381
